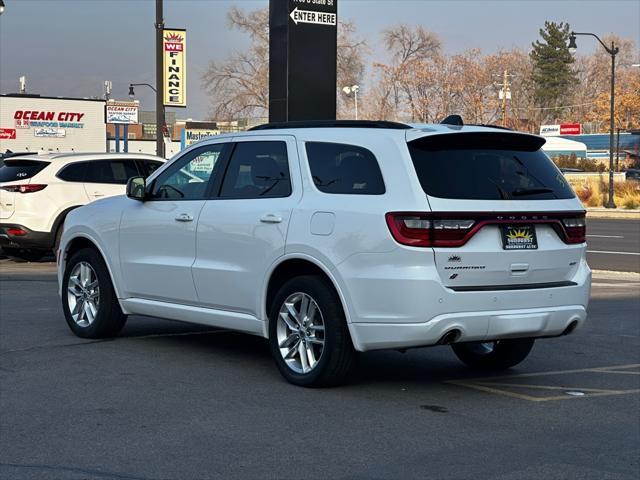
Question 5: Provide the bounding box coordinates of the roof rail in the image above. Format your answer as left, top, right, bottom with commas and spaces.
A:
248, 120, 413, 131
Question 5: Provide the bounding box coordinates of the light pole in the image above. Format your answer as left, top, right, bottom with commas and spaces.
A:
155, 0, 165, 158
342, 85, 360, 120
129, 83, 167, 144
568, 31, 618, 208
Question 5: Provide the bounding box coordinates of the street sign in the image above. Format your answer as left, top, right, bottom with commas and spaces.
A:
289, 7, 337, 26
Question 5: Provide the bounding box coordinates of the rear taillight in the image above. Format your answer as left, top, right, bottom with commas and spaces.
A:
7, 228, 27, 236
1, 184, 47, 193
387, 212, 587, 247
561, 216, 586, 244
386, 213, 476, 247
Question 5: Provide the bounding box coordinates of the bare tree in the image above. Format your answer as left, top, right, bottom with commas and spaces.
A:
202, 7, 269, 120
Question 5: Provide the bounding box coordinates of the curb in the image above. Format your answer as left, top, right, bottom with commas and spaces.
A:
586, 208, 640, 220
592, 269, 640, 281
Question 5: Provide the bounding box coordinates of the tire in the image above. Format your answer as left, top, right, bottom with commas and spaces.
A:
269, 275, 356, 387
452, 338, 535, 370
3, 247, 46, 262
61, 247, 127, 339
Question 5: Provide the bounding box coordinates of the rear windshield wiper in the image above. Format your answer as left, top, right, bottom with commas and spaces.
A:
511, 187, 554, 196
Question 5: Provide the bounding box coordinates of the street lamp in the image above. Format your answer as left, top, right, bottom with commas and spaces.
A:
129, 83, 157, 96
568, 31, 619, 208
342, 85, 360, 120
0, 0, 5, 15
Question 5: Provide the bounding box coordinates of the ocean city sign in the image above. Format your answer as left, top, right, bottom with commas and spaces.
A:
106, 100, 139, 125
163, 28, 187, 107
13, 110, 85, 129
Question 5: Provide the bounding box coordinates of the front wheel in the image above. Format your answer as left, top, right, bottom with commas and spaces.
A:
269, 275, 356, 387
62, 247, 127, 338
451, 338, 535, 370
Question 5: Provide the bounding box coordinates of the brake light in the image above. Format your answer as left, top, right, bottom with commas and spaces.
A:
7, 228, 27, 236
386, 212, 586, 247
1, 184, 47, 193
561, 216, 586, 244
386, 213, 476, 247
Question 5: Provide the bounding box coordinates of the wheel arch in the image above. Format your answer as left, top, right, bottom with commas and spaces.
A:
51, 205, 82, 247
61, 233, 124, 301
262, 254, 360, 348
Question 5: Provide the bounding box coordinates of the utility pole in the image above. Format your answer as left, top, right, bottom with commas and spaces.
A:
498, 70, 513, 127
155, 0, 165, 158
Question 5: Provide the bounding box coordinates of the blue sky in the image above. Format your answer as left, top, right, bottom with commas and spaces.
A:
1, 0, 638, 119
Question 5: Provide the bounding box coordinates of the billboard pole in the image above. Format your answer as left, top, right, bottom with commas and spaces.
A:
155, 0, 165, 158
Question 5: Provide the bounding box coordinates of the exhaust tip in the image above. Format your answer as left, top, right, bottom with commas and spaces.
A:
438, 329, 461, 345
562, 320, 579, 336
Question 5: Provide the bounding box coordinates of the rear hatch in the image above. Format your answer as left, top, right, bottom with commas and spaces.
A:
392, 130, 586, 290
0, 158, 50, 219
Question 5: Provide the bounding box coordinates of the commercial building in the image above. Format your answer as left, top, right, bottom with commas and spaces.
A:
0, 94, 106, 153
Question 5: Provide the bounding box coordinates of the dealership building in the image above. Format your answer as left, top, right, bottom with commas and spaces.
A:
0, 94, 107, 153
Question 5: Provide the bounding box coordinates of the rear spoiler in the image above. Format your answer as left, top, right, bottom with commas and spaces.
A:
406, 130, 546, 152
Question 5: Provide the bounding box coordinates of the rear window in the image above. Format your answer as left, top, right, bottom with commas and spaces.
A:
306, 142, 385, 195
408, 132, 575, 200
0, 160, 49, 183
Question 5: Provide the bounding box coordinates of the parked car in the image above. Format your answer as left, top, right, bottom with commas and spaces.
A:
0, 152, 164, 260
58, 120, 591, 386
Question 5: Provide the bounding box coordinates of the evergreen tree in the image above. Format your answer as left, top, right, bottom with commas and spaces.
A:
530, 21, 577, 119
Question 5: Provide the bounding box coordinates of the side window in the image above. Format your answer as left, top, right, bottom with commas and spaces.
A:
56, 162, 87, 182
149, 144, 224, 200
306, 142, 385, 195
84, 160, 139, 185
220, 141, 291, 199
140, 160, 163, 177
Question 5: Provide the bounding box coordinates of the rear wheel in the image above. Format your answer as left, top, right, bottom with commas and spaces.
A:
452, 338, 535, 370
62, 247, 127, 338
269, 275, 356, 387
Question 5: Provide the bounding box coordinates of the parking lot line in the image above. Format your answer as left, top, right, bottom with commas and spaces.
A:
446, 364, 640, 402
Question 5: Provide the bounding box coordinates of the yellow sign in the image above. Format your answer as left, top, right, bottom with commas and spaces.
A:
163, 28, 186, 107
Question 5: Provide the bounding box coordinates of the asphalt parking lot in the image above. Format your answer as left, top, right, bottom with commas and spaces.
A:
1, 259, 638, 480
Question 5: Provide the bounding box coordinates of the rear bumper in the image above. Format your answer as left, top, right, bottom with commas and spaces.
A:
349, 305, 586, 351
0, 223, 54, 250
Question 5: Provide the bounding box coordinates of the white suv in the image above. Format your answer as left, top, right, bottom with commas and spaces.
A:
0, 152, 164, 260
57, 120, 591, 386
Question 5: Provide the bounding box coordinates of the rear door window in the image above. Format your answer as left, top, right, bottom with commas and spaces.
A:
0, 160, 50, 182
306, 142, 385, 194
408, 132, 575, 200
84, 160, 140, 185
220, 141, 291, 199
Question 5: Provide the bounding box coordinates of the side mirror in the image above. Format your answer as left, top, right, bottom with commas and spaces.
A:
126, 176, 146, 201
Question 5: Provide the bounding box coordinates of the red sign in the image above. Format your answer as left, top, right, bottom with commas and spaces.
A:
13, 111, 85, 122
559, 123, 581, 135
164, 32, 184, 51
0, 128, 17, 140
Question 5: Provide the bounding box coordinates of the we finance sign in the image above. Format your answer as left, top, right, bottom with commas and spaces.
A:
163, 29, 186, 107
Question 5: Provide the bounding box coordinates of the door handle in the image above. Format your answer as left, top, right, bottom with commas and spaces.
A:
175, 213, 194, 222
260, 214, 283, 224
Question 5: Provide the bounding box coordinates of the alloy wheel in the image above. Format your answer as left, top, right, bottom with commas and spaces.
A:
67, 261, 100, 327
276, 292, 325, 374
